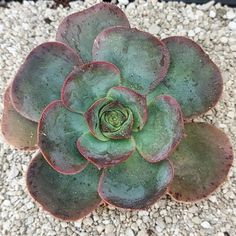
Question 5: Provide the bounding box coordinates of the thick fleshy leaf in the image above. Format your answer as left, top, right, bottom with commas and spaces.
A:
93, 26, 170, 95
11, 42, 82, 122
168, 122, 233, 202
107, 86, 147, 131
27, 152, 101, 221
56, 2, 130, 62
62, 61, 120, 113
1, 86, 37, 150
77, 133, 135, 168
99, 100, 133, 139
134, 95, 183, 163
147, 36, 223, 119
38, 100, 88, 175
98, 151, 173, 209
84, 98, 111, 141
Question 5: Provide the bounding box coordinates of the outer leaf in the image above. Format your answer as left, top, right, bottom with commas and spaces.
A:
77, 133, 135, 168
62, 61, 120, 113
38, 100, 88, 175
168, 122, 233, 202
98, 151, 173, 209
27, 152, 101, 221
93, 26, 170, 95
134, 95, 183, 163
84, 98, 111, 141
107, 86, 147, 131
56, 2, 130, 62
11, 42, 82, 122
147, 36, 223, 119
1, 86, 37, 150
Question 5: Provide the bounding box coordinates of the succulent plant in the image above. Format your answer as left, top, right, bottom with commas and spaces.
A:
1, 3, 233, 221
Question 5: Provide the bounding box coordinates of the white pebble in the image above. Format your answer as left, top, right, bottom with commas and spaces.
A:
226, 11, 236, 20
209, 10, 216, 18
105, 224, 114, 234
228, 21, 236, 31
118, 0, 129, 5
230, 44, 236, 51
188, 30, 195, 37
201, 221, 211, 229
148, 24, 160, 35
125, 228, 135, 236
192, 217, 201, 224
220, 37, 228, 44
96, 225, 104, 234
137, 229, 147, 236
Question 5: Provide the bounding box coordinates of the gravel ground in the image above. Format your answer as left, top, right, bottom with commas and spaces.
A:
0, 0, 235, 235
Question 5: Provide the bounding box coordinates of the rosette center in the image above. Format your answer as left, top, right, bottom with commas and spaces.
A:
99, 101, 133, 140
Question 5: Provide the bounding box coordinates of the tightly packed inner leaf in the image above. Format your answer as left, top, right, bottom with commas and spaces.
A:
99, 100, 134, 139
1, 2, 233, 222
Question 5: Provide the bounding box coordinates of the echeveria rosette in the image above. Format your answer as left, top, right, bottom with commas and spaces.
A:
1, 2, 233, 221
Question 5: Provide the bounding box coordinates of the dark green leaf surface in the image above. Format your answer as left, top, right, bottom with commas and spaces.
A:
62, 62, 120, 113
107, 86, 147, 131
147, 36, 223, 118
77, 133, 135, 168
11, 42, 82, 122
93, 27, 169, 94
56, 2, 130, 62
38, 100, 88, 174
134, 95, 183, 163
1, 86, 37, 150
168, 122, 233, 202
27, 152, 101, 221
98, 151, 173, 209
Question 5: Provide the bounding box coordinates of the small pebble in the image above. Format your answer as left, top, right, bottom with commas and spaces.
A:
125, 228, 135, 236
228, 21, 236, 31
209, 10, 216, 18
201, 221, 211, 229
226, 11, 236, 20
118, 0, 129, 5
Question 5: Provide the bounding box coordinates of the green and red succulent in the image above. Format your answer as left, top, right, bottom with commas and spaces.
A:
1, 3, 233, 221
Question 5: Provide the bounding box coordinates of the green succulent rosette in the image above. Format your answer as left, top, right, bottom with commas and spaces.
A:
1, 3, 233, 221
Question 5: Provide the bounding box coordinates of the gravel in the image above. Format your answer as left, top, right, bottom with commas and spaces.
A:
0, 0, 236, 235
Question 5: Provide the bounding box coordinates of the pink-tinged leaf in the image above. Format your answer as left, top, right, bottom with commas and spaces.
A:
38, 100, 88, 175
56, 2, 130, 62
168, 122, 233, 202
11, 42, 82, 122
93, 26, 170, 95
134, 95, 183, 163
98, 151, 173, 209
77, 133, 135, 169
1, 85, 37, 150
61, 61, 121, 113
84, 98, 111, 141
107, 86, 147, 131
148, 36, 223, 119
27, 152, 102, 221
